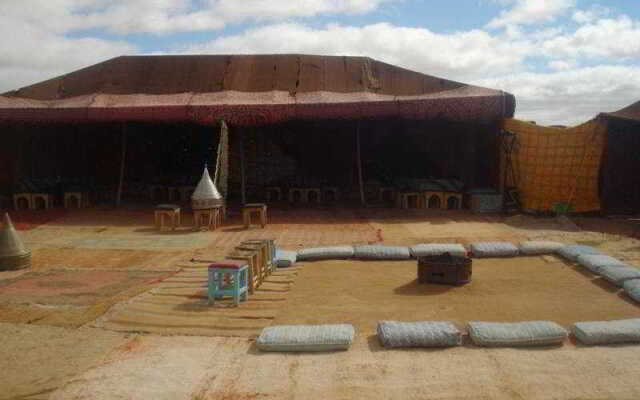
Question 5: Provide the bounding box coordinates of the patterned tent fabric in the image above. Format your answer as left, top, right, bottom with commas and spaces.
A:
0, 55, 515, 126
501, 118, 606, 212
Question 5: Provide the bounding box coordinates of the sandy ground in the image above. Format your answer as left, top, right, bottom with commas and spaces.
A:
50, 334, 640, 400
2, 208, 640, 399
0, 323, 129, 400
274, 257, 640, 333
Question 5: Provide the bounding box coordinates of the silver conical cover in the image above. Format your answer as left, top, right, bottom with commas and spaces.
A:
191, 166, 223, 210
0, 213, 29, 257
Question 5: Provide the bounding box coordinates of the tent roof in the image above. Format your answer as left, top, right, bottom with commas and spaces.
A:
599, 100, 640, 124
0, 54, 515, 126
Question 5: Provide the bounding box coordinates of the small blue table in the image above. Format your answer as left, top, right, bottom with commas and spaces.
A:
207, 260, 249, 306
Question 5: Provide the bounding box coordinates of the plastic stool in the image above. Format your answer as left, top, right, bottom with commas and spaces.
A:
207, 260, 249, 306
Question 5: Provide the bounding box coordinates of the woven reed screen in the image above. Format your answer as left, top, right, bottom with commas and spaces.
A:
501, 118, 605, 212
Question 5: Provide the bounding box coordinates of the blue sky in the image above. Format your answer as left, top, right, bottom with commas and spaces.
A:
2, 0, 640, 125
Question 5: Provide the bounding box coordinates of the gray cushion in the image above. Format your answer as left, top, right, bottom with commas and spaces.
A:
274, 249, 297, 268
556, 245, 602, 262
256, 324, 355, 352
623, 279, 640, 303
468, 321, 568, 347
574, 319, 640, 345
469, 242, 519, 258
377, 321, 462, 348
354, 245, 411, 260
518, 241, 564, 255
410, 243, 467, 258
598, 265, 640, 287
296, 246, 354, 261
575, 254, 628, 274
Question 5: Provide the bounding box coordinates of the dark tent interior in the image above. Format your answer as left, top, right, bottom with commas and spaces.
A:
0, 117, 501, 210
600, 117, 640, 213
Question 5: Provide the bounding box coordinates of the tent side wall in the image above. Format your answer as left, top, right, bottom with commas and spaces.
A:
600, 117, 640, 213
501, 118, 606, 213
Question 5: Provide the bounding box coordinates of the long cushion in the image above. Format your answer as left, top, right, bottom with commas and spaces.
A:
574, 319, 640, 345
468, 321, 568, 347
275, 249, 297, 268
598, 265, 640, 287
296, 246, 354, 261
469, 242, 519, 258
556, 245, 602, 262
256, 324, 355, 352
623, 279, 640, 303
518, 241, 564, 255
410, 243, 467, 258
575, 254, 628, 274
354, 245, 411, 260
377, 321, 462, 348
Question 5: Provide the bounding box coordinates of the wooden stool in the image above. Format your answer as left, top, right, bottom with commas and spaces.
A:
167, 187, 181, 202
398, 192, 422, 209
443, 192, 463, 210
64, 192, 89, 209
379, 187, 396, 203
305, 188, 322, 204
0, 195, 9, 210
237, 243, 268, 281
265, 187, 282, 202
322, 187, 339, 202
242, 203, 267, 228
424, 191, 445, 209
243, 239, 275, 275
155, 204, 181, 231
13, 193, 33, 210
289, 188, 305, 203
148, 185, 167, 202
193, 208, 220, 231
227, 250, 260, 293
207, 261, 249, 306
179, 186, 195, 203
31, 193, 52, 210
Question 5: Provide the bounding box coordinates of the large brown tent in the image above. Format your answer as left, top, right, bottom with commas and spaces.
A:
0, 54, 514, 125
0, 54, 515, 205
598, 101, 640, 213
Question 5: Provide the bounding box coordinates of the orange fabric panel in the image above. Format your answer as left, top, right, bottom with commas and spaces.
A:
501, 118, 605, 212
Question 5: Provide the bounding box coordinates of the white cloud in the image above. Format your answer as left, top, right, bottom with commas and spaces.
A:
475, 66, 640, 125
488, 0, 575, 29
0, 0, 400, 35
182, 22, 532, 82
0, 3, 137, 93
541, 16, 640, 60
572, 5, 610, 24
547, 60, 575, 71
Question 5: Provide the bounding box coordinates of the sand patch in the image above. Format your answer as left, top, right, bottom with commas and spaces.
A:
274, 257, 640, 334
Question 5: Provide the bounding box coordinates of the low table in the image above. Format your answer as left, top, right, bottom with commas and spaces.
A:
418, 254, 472, 286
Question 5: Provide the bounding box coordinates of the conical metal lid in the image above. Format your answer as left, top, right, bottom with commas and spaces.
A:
192, 165, 222, 201
0, 213, 29, 258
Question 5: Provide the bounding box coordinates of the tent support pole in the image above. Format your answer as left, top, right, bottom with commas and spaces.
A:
356, 121, 366, 206
239, 127, 246, 205
115, 122, 127, 208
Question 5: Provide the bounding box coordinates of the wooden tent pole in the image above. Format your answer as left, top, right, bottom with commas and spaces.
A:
115, 122, 127, 208
356, 121, 366, 206
239, 127, 246, 205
